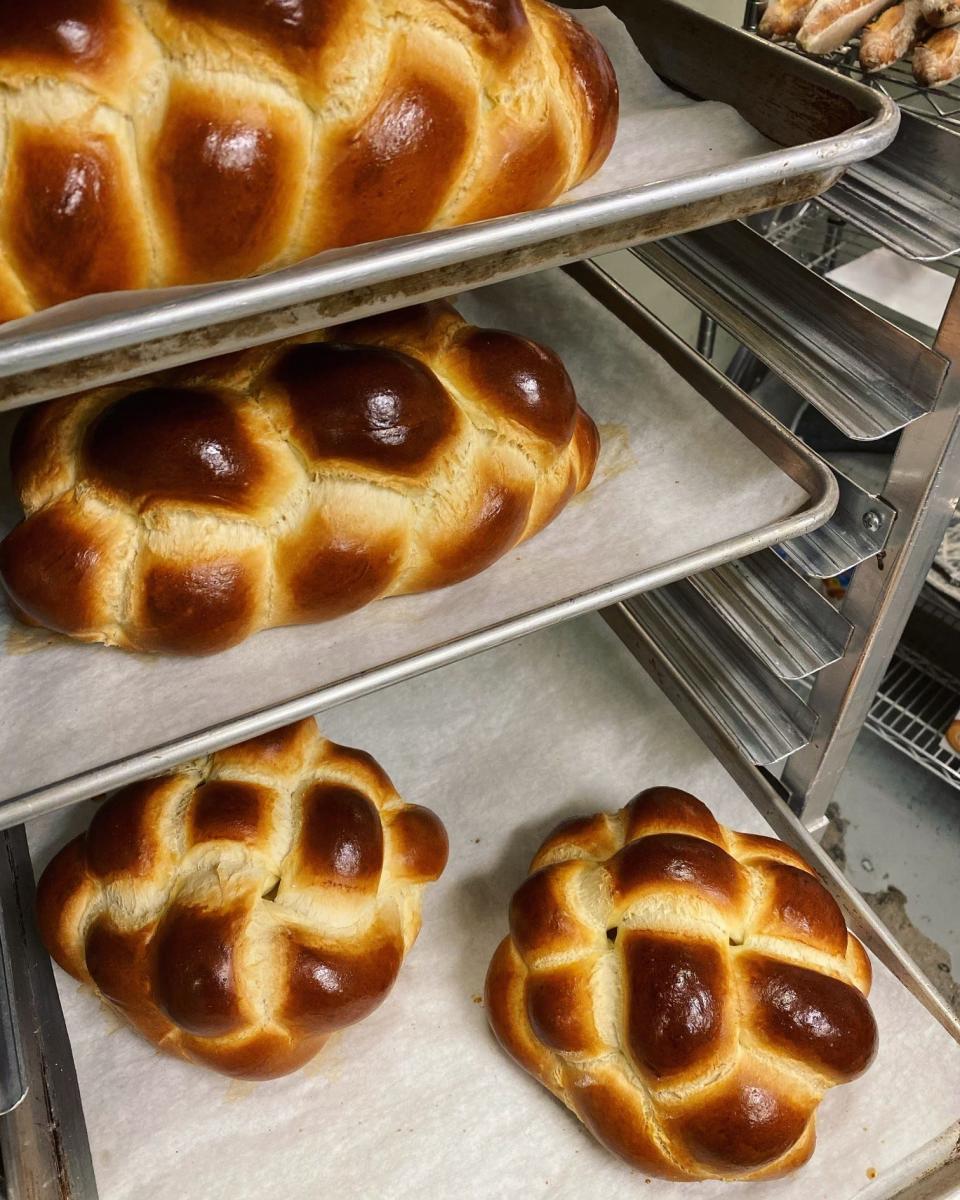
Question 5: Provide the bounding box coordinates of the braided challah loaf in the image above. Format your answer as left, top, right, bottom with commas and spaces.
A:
0, 0, 618, 320
0, 300, 599, 654
486, 788, 878, 1181
36, 718, 448, 1080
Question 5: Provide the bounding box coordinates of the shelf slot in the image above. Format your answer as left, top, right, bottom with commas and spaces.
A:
779, 469, 895, 578
636, 221, 947, 440
819, 112, 960, 262
612, 584, 817, 766
687, 550, 851, 680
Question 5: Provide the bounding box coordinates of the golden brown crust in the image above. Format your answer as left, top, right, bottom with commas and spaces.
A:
149, 80, 311, 284
621, 931, 735, 1081
0, 1, 618, 317
35, 719, 447, 1080
1, 300, 598, 654
2, 125, 152, 309
738, 953, 878, 1080
758, 0, 814, 40
859, 1, 924, 73
663, 1063, 814, 1176
914, 26, 960, 86
485, 789, 878, 1181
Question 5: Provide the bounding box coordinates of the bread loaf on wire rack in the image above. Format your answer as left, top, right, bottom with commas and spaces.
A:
486, 787, 878, 1181
0, 300, 600, 654
758, 0, 815, 40
915, 23, 960, 81
0, 0, 618, 320
859, 0, 924, 71
36, 718, 449, 1080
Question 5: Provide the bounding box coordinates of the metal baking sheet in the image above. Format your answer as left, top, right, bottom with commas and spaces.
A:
0, 265, 836, 825
21, 613, 960, 1200
0, 0, 898, 410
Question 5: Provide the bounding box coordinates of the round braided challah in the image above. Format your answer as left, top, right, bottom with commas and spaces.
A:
0, 299, 599, 654
0, 0, 618, 320
485, 788, 878, 1181
36, 718, 448, 1080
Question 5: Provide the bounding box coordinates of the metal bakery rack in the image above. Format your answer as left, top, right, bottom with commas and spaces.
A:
2, 2, 960, 1197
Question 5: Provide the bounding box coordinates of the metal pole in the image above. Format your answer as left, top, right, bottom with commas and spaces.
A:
0, 826, 98, 1199
696, 313, 718, 359
783, 276, 960, 827
743, 0, 762, 32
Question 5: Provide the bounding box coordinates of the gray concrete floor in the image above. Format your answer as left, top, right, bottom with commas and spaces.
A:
823, 731, 960, 1012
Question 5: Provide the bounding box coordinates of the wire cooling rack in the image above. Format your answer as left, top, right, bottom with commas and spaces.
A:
866, 646, 960, 788
743, 2, 960, 133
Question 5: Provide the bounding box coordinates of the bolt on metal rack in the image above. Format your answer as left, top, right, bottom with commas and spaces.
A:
3, 3, 960, 1197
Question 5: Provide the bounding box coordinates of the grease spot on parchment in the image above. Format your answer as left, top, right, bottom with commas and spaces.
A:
301, 1031, 345, 1080
223, 1080, 257, 1104
588, 422, 634, 490
94, 996, 126, 1035
4, 620, 160, 663
5, 622, 65, 655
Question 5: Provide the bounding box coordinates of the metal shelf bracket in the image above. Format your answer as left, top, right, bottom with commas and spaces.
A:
636, 222, 947, 440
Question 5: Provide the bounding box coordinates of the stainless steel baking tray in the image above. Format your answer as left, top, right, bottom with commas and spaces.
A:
0, 263, 837, 826
10, 613, 960, 1199
0, 0, 898, 410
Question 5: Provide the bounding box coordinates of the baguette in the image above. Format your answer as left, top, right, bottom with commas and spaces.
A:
759, 0, 815, 38
921, 0, 960, 26
914, 25, 960, 82
859, 0, 923, 69
797, 0, 893, 53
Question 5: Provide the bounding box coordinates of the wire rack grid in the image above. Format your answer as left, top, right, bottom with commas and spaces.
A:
743, 2, 960, 133
866, 645, 960, 789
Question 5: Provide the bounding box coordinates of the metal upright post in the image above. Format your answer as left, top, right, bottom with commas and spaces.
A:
0, 826, 97, 1199
783, 277, 960, 828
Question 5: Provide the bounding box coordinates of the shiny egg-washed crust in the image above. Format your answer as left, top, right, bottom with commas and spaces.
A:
0, 300, 599, 655
485, 788, 877, 1182
36, 718, 448, 1080
0, 0, 618, 320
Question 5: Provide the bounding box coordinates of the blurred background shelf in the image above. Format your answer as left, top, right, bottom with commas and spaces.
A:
866, 647, 960, 790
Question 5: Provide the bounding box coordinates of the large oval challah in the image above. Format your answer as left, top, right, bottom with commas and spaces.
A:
0, 300, 600, 654
485, 788, 878, 1181
36, 718, 448, 1080
0, 0, 618, 320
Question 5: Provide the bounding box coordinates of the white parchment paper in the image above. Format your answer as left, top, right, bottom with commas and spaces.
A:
0, 9, 776, 342
0, 268, 807, 803
26, 615, 960, 1200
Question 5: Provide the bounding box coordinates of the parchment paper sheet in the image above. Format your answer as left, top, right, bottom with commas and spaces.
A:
0, 9, 776, 341
0, 268, 806, 802
27, 615, 960, 1200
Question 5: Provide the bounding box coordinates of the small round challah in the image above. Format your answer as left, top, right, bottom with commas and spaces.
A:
36, 718, 448, 1080
485, 788, 877, 1181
